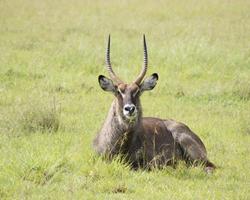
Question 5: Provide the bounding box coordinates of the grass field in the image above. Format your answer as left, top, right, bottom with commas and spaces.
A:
0, 0, 250, 199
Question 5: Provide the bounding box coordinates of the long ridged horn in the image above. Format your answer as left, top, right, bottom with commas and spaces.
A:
134, 34, 148, 85
106, 35, 123, 84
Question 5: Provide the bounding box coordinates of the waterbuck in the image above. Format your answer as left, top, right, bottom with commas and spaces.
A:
93, 35, 215, 173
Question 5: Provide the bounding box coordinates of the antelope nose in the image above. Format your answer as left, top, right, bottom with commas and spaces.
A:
124, 104, 136, 114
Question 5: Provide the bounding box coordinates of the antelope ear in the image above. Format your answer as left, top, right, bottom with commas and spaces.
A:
140, 73, 158, 92
98, 75, 116, 93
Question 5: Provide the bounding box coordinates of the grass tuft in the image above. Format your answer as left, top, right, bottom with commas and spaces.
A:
22, 158, 71, 186
111, 184, 128, 193
232, 80, 250, 101
20, 105, 60, 133
0, 94, 61, 135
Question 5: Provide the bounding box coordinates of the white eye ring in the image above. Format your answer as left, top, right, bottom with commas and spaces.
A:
118, 88, 123, 94
133, 89, 139, 97
118, 89, 125, 97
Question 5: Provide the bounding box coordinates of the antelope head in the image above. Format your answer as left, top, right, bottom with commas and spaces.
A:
98, 35, 159, 122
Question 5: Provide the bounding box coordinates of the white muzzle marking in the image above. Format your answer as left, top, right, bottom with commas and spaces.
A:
123, 104, 137, 119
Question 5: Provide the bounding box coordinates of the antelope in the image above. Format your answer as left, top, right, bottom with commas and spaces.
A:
93, 35, 215, 173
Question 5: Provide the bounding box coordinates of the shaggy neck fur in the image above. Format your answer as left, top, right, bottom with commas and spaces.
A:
93, 98, 142, 156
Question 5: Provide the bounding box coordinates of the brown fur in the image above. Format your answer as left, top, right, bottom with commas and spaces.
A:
93, 85, 215, 172
93, 36, 215, 172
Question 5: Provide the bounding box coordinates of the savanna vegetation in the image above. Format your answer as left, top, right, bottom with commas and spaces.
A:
0, 0, 250, 199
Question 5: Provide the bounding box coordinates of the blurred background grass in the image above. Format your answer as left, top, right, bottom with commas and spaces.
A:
0, 0, 250, 199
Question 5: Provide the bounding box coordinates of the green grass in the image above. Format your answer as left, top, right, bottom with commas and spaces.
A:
0, 0, 250, 199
